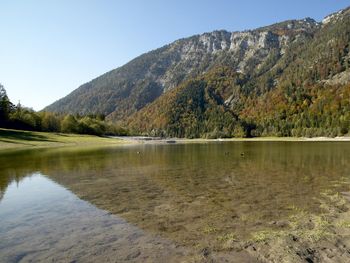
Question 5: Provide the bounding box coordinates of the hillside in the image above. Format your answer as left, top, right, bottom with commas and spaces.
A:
45, 7, 350, 138
45, 16, 318, 117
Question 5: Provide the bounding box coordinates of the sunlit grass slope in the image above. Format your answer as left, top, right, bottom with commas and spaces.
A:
0, 128, 124, 151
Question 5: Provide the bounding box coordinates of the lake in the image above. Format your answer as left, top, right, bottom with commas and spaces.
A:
1, 142, 350, 262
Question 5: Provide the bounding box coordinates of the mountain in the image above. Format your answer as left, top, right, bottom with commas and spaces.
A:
45, 17, 319, 118
45, 7, 350, 138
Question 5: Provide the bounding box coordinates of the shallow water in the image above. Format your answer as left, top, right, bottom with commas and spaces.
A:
0, 142, 350, 262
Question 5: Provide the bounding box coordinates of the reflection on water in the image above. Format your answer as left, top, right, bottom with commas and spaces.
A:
0, 174, 196, 262
0, 142, 350, 261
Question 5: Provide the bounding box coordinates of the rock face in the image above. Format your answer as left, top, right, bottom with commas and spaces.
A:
322, 6, 350, 25
44, 17, 319, 120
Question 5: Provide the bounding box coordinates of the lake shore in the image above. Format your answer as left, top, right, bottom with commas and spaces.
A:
1, 129, 350, 152
114, 135, 350, 144
0, 128, 128, 152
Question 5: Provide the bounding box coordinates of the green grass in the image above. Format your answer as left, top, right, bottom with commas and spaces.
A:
0, 128, 126, 151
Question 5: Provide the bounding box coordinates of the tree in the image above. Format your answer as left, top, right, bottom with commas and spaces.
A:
0, 84, 12, 127
61, 114, 78, 133
41, 112, 61, 132
78, 116, 106, 136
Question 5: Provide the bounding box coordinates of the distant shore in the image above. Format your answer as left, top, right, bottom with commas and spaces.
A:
114, 135, 350, 144
1, 129, 350, 153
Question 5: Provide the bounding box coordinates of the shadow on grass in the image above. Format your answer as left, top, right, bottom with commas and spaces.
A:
0, 129, 58, 143
0, 138, 33, 145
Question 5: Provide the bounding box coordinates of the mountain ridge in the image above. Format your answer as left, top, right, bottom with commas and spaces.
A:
45, 15, 319, 116
45, 6, 350, 138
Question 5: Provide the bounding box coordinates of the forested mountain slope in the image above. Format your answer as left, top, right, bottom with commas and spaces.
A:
45, 16, 318, 118
45, 7, 350, 137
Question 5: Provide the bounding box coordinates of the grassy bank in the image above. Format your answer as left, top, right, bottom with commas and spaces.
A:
0, 128, 126, 151
1, 128, 349, 152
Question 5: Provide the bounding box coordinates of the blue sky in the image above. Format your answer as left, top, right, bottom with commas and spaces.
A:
1, 0, 349, 110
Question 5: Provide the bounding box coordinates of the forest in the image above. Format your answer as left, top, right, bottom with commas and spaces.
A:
0, 84, 127, 136
125, 67, 350, 138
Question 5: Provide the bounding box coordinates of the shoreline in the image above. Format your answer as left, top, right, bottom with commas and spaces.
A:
114, 135, 350, 144
1, 129, 350, 153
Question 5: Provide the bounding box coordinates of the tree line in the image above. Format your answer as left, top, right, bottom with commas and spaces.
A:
0, 84, 128, 136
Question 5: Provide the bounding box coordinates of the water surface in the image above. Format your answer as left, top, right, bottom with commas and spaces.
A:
0, 142, 350, 262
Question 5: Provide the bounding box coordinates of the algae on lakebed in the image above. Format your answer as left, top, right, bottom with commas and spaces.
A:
246, 190, 350, 262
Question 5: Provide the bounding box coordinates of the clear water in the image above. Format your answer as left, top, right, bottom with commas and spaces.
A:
0, 142, 350, 262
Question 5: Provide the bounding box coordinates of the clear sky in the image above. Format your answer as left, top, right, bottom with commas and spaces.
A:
1, 0, 349, 110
